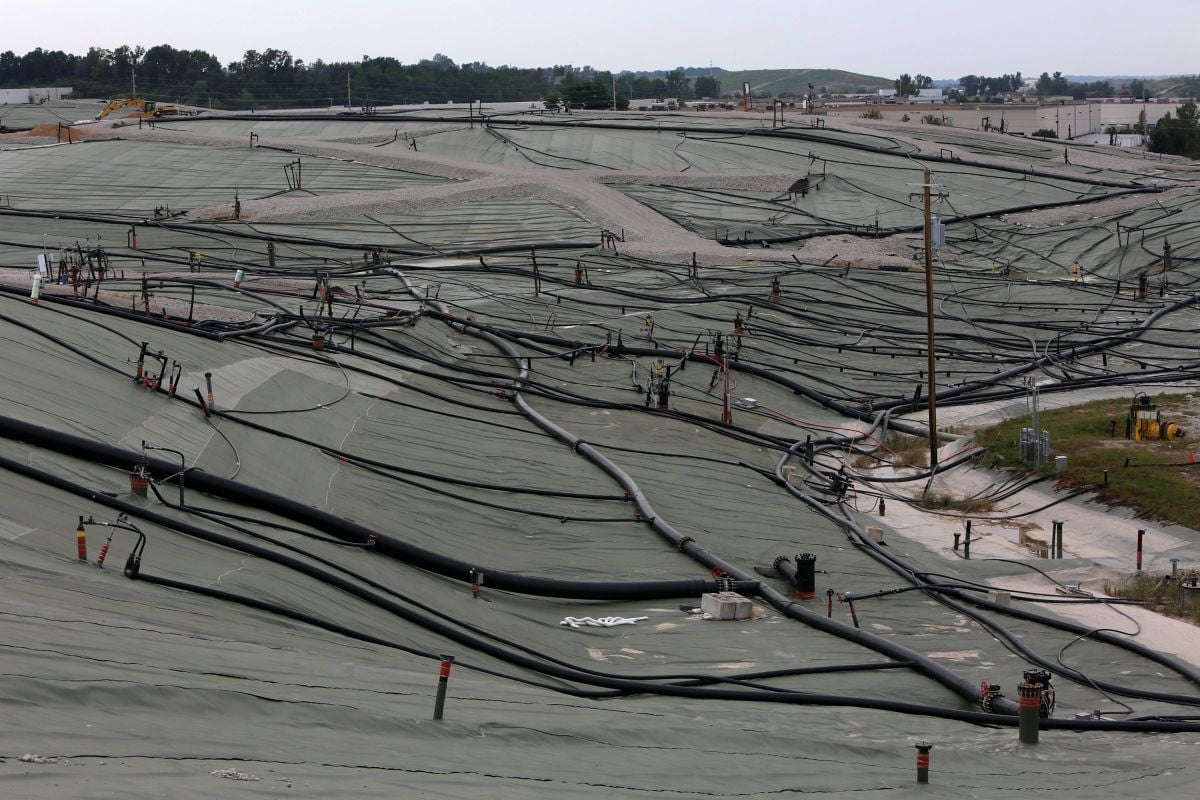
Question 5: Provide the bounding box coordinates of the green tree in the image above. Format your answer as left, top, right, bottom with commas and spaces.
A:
562, 81, 618, 110
664, 68, 691, 99
1070, 80, 1113, 99
0, 43, 566, 107
1149, 102, 1200, 158
959, 73, 1023, 99
1035, 71, 1070, 97
895, 73, 916, 97
693, 74, 720, 98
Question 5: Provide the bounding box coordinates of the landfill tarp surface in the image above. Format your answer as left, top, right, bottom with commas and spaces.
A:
1, 110, 1199, 798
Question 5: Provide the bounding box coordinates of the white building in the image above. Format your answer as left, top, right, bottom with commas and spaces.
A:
0, 87, 73, 104
908, 88, 944, 104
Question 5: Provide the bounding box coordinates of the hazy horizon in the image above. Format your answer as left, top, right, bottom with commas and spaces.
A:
5, 0, 1197, 79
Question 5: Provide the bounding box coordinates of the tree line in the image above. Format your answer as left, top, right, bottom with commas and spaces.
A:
1031, 71, 1119, 99
893, 73, 934, 97
1150, 101, 1199, 158
891, 70, 1171, 103
544, 68, 720, 110
0, 45, 719, 110
953, 73, 1024, 99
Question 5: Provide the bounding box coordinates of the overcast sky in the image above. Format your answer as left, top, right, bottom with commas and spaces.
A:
7, 0, 1197, 78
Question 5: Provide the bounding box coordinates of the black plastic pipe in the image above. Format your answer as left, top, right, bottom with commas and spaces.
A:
0, 415, 753, 601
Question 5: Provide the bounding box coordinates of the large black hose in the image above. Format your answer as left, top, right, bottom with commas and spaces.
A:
400, 270, 1024, 717
776, 446, 1200, 703
0, 415, 753, 601
117, 555, 1200, 730
0, 207, 595, 257
11, 445, 1200, 730
131, 570, 1200, 731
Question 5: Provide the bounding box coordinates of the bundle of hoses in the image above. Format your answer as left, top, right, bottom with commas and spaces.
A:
8, 417, 1200, 730
0, 415, 743, 602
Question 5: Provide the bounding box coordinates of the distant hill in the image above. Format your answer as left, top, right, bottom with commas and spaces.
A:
622, 66, 892, 96
1148, 75, 1200, 98
1063, 74, 1157, 83
705, 68, 891, 96
627, 67, 723, 79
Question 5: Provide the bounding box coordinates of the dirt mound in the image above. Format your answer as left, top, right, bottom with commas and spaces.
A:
0, 122, 104, 141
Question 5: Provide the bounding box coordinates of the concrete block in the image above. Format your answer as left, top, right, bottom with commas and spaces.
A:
701, 591, 753, 620
988, 590, 1012, 607
865, 526, 884, 543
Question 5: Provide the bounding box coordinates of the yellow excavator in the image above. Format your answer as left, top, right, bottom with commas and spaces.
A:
97, 98, 180, 119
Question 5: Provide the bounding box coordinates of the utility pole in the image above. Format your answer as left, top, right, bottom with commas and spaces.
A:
922, 168, 938, 475
613, 73, 617, 112
907, 167, 945, 478
1143, 87, 1149, 144
346, 71, 351, 110
131, 65, 136, 98
722, 350, 732, 425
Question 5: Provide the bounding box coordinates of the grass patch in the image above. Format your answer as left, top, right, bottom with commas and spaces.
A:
918, 491, 996, 514
886, 432, 931, 468
1105, 571, 1200, 625
851, 431, 931, 469
972, 392, 1200, 529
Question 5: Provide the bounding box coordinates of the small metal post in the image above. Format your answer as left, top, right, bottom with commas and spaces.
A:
75, 517, 88, 562
793, 553, 816, 600
879, 498, 886, 517
96, 530, 113, 567
953, 532, 961, 551
1019, 681, 1042, 745
1136, 529, 1145, 571
432, 655, 454, 720
914, 741, 932, 783
963, 520, 971, 559
193, 385, 210, 418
